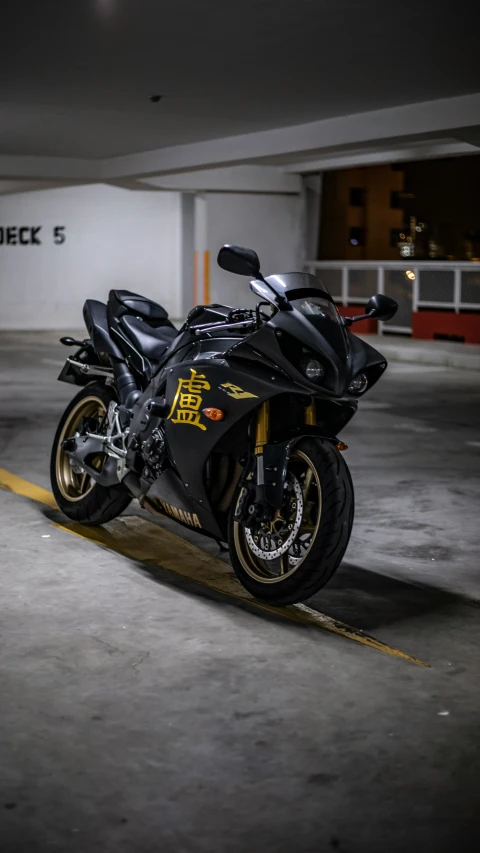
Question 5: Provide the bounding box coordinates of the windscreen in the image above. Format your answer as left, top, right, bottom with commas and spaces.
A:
264, 272, 349, 355
293, 293, 341, 326
287, 290, 348, 355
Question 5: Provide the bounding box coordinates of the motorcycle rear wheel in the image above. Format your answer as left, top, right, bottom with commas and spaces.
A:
50, 382, 132, 525
228, 437, 354, 605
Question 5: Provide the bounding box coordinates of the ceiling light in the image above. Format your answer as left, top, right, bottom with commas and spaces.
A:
96, 0, 116, 16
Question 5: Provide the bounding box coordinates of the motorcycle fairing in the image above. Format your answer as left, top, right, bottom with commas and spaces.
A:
223, 312, 387, 399
160, 356, 297, 514
145, 316, 365, 537
144, 467, 225, 540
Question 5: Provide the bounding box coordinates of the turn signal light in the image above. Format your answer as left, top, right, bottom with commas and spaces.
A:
202, 407, 224, 421
336, 441, 348, 451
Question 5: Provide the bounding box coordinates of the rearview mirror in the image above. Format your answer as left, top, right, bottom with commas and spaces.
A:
217, 245, 261, 278
343, 293, 398, 327
365, 294, 398, 322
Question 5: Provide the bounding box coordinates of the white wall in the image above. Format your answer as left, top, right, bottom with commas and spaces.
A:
0, 184, 304, 329
204, 192, 303, 309
0, 184, 182, 329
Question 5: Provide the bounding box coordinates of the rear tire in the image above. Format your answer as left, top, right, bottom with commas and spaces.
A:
50, 382, 132, 525
228, 437, 354, 605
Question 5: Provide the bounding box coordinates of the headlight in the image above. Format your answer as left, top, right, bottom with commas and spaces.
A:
304, 359, 325, 381
347, 373, 368, 395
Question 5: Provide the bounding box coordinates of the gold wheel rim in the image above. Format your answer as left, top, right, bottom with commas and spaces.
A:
233, 449, 322, 584
55, 396, 107, 502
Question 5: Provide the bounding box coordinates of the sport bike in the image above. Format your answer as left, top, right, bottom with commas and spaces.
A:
51, 245, 397, 604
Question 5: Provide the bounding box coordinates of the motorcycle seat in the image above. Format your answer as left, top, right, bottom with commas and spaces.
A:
119, 314, 177, 362
108, 289, 175, 326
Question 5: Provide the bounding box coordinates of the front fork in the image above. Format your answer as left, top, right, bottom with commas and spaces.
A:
252, 399, 316, 511
254, 400, 270, 504
235, 400, 317, 523
304, 401, 316, 426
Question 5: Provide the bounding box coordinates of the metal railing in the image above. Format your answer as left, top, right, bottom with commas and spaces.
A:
304, 261, 480, 334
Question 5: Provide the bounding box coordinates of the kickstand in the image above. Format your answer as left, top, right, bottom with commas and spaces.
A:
215, 539, 229, 553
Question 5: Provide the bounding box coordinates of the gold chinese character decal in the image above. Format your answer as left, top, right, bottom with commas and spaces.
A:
167, 369, 211, 430
219, 382, 258, 400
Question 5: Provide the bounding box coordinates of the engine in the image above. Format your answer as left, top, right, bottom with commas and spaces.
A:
125, 392, 169, 486
139, 425, 166, 480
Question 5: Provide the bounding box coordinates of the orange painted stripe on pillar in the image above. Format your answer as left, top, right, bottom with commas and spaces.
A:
203, 251, 210, 304
193, 251, 199, 306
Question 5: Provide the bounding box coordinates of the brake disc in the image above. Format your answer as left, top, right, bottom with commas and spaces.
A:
245, 473, 303, 561
288, 534, 311, 565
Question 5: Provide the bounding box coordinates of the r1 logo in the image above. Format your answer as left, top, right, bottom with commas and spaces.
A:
54, 226, 66, 244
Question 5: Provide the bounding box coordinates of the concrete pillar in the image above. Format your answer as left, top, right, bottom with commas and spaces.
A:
193, 194, 209, 306
301, 174, 322, 263
179, 193, 195, 318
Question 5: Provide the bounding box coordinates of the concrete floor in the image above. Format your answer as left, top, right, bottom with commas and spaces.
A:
1, 331, 480, 853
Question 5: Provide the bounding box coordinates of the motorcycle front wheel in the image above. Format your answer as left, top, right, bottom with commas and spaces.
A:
228, 437, 354, 605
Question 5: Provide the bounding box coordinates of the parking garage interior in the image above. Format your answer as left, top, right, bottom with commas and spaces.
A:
1, 2, 480, 852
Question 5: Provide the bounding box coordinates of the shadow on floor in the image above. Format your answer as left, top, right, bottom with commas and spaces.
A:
310, 560, 478, 633
41, 504, 475, 643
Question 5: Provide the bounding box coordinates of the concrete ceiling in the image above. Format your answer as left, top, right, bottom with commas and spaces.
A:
2, 0, 480, 160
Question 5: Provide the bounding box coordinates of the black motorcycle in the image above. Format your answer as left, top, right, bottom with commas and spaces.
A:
50, 245, 397, 604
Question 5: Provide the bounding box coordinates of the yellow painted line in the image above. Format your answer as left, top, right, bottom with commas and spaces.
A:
0, 467, 58, 510
0, 468, 429, 666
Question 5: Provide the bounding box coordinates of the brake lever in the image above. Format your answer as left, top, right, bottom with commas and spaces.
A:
60, 336, 90, 347
192, 319, 256, 336
255, 301, 273, 328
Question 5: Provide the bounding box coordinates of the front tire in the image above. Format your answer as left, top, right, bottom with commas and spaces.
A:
50, 382, 132, 525
228, 438, 354, 605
